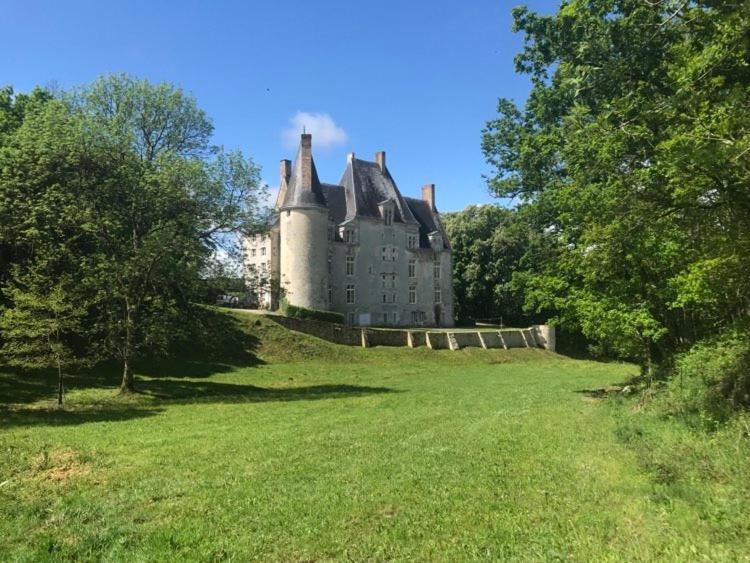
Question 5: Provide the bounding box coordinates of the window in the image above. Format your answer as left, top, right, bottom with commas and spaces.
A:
261, 247, 266, 256
381, 246, 387, 261
433, 260, 441, 280
409, 286, 416, 304
328, 226, 334, 241
391, 293, 397, 303
384, 209, 393, 226
347, 312, 356, 325
345, 255, 355, 276
251, 248, 256, 257
407, 234, 418, 249
346, 284, 355, 304
383, 312, 389, 324
342, 228, 355, 244
390, 247, 397, 261
328, 286, 333, 305
434, 287, 442, 304
408, 259, 416, 278
382, 293, 387, 303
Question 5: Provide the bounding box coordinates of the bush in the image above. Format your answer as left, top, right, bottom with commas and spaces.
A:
667, 323, 750, 420
282, 303, 345, 324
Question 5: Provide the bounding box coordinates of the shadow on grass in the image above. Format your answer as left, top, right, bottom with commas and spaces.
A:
137, 379, 399, 404
0, 405, 164, 428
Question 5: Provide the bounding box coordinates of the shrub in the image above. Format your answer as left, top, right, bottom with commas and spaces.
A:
282, 303, 345, 324
667, 323, 750, 420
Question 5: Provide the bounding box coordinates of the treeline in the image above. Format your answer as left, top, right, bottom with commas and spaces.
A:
0, 75, 267, 401
448, 1, 749, 411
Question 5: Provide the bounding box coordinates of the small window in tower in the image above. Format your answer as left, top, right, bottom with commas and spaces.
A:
434, 260, 441, 280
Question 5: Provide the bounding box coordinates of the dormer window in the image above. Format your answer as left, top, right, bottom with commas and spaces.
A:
339, 226, 356, 245
428, 231, 443, 251
384, 209, 393, 226
407, 234, 418, 249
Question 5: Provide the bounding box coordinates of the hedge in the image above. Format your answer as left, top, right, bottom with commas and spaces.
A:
283, 303, 345, 324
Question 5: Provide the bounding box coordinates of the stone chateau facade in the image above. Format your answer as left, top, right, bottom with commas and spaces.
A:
245, 133, 454, 327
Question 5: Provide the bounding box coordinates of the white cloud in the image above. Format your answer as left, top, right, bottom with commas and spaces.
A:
282, 111, 347, 150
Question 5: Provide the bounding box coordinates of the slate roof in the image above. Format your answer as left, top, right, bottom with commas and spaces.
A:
338, 158, 417, 224
278, 144, 326, 209
404, 197, 451, 250
278, 138, 449, 250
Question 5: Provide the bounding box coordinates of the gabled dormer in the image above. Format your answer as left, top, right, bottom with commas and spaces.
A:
378, 199, 396, 226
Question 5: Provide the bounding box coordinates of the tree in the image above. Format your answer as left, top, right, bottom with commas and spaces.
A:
0, 75, 268, 393
482, 1, 750, 369
442, 205, 532, 325
70, 75, 267, 392
0, 274, 85, 407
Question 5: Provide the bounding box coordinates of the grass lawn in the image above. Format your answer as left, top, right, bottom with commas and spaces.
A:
1, 312, 749, 561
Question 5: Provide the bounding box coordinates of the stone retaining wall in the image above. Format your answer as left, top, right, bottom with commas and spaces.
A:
266, 314, 555, 352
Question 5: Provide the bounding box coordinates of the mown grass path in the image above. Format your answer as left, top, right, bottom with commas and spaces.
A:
1, 315, 748, 561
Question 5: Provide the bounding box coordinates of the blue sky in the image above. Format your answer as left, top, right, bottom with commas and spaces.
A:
1, 0, 558, 212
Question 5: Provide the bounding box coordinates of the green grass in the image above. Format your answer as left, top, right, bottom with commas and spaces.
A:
1, 312, 748, 561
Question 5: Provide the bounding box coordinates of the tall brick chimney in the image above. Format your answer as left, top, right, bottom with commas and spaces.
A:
422, 183, 436, 211
300, 133, 313, 189
279, 159, 291, 187
375, 151, 386, 171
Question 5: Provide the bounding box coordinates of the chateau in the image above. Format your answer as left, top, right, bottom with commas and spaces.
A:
245, 133, 454, 327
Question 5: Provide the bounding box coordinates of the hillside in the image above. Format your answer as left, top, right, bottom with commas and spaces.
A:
1, 311, 748, 561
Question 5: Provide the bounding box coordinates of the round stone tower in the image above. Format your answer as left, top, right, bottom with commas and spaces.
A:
278, 134, 329, 310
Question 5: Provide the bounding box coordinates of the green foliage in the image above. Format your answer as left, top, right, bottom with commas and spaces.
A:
0, 75, 268, 391
666, 324, 750, 420
482, 1, 750, 375
442, 205, 533, 325
282, 302, 345, 324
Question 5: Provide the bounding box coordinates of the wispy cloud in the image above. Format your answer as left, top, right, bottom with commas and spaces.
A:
282, 111, 347, 150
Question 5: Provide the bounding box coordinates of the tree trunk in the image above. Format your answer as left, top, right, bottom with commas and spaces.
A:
120, 355, 135, 393
119, 302, 136, 393
56, 357, 64, 408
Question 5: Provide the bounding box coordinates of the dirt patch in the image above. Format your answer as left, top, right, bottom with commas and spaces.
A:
32, 449, 92, 483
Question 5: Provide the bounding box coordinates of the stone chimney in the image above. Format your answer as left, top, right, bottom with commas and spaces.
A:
347, 152, 356, 163
300, 133, 313, 189
422, 183, 436, 211
375, 151, 386, 171
279, 159, 291, 187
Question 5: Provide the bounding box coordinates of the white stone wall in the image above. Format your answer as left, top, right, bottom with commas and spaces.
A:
251, 208, 454, 327
279, 207, 329, 310
244, 233, 274, 308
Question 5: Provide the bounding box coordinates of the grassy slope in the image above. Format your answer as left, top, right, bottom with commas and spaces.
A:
0, 312, 748, 561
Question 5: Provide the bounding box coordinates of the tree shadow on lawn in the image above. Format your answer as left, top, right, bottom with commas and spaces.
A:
0, 404, 164, 428
136, 378, 400, 405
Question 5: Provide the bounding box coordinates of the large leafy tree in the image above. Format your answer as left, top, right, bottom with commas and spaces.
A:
442, 204, 532, 325
0, 75, 267, 393
482, 1, 750, 368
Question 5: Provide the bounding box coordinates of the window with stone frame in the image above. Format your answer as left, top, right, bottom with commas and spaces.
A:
345, 255, 355, 276
434, 286, 442, 304
433, 260, 441, 280
408, 259, 416, 278
384, 209, 393, 226
409, 285, 416, 304
346, 284, 355, 304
